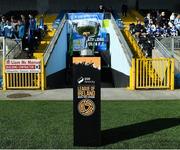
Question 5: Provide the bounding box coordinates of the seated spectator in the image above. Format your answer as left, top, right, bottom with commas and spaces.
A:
174, 14, 180, 31
146, 25, 153, 35
161, 25, 170, 37
150, 21, 156, 33
170, 25, 178, 36
129, 23, 136, 34
129, 10, 179, 57
135, 20, 144, 37
154, 24, 161, 37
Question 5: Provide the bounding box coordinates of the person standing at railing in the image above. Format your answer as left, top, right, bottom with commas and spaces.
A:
17, 20, 25, 39
0, 16, 6, 36
29, 14, 37, 37
39, 15, 44, 30
4, 20, 14, 38
28, 14, 37, 56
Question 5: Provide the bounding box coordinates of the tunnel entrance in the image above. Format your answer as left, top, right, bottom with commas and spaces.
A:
45, 12, 130, 89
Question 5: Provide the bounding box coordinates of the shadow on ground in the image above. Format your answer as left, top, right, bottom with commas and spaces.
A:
101, 118, 180, 146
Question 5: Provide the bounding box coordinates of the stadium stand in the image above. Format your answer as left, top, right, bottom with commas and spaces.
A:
121, 9, 179, 58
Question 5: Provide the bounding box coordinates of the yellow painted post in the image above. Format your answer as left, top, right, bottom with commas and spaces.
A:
41, 58, 45, 90
44, 68, 47, 89
170, 59, 175, 90
129, 58, 135, 90
2, 59, 6, 91
128, 67, 132, 89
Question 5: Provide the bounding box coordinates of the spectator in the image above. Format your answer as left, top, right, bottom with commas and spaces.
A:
144, 13, 152, 27
154, 24, 161, 37
17, 20, 25, 39
21, 14, 29, 33
4, 20, 14, 38
98, 5, 105, 13
170, 25, 178, 36
121, 3, 128, 17
11, 16, 18, 29
134, 20, 144, 38
158, 12, 168, 27
0, 16, 6, 35
168, 12, 176, 27
20, 14, 26, 24
161, 25, 170, 37
174, 14, 180, 31
170, 12, 176, 23
38, 15, 44, 30
29, 14, 37, 37
149, 21, 156, 33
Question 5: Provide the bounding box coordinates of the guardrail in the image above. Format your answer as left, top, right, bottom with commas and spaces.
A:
111, 14, 133, 65
5, 39, 22, 59
154, 38, 180, 74
154, 38, 173, 57
44, 15, 66, 65
160, 36, 180, 51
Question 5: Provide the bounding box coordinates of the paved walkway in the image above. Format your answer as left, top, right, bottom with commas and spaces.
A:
0, 88, 180, 100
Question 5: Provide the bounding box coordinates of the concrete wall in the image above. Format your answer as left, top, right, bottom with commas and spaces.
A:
48, 0, 136, 12
0, 0, 179, 14
37, 0, 49, 13
0, 0, 37, 14
107, 20, 131, 76
46, 22, 67, 76
139, 0, 180, 11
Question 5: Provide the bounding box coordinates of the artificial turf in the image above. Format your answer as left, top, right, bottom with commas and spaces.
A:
0, 100, 180, 149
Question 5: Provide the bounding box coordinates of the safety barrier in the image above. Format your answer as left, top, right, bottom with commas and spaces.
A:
111, 14, 133, 65
3, 58, 45, 90
123, 30, 144, 58
129, 58, 174, 90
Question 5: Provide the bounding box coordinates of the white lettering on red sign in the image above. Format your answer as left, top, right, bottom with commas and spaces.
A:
5, 59, 41, 73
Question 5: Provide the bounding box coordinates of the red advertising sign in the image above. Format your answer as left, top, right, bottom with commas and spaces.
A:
5, 59, 41, 73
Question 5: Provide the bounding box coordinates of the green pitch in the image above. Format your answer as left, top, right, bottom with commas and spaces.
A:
0, 100, 180, 149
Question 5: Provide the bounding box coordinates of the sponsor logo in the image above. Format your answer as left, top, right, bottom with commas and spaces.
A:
77, 76, 84, 84
78, 99, 95, 116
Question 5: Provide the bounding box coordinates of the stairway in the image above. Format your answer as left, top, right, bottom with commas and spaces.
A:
33, 14, 57, 59
120, 10, 145, 58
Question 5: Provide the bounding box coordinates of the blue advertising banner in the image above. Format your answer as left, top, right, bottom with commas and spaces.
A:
68, 13, 104, 21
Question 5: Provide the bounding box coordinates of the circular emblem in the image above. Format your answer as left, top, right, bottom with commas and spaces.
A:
78, 99, 95, 116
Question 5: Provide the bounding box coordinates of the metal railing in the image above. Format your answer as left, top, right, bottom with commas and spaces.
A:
5, 39, 22, 59
44, 15, 66, 65
154, 38, 173, 58
123, 29, 145, 58
160, 36, 180, 51
155, 37, 180, 74
111, 14, 133, 65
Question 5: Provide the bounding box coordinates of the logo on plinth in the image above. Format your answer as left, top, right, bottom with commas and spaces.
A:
78, 99, 95, 116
